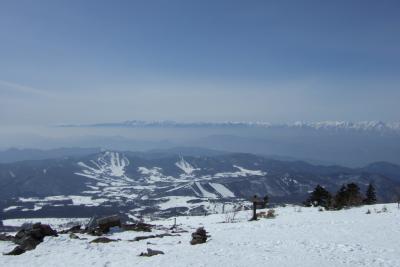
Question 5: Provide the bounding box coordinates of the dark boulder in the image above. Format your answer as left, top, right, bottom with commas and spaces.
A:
86, 215, 122, 235
34, 223, 58, 237
28, 228, 44, 240
69, 233, 80, 239
59, 225, 83, 234
132, 233, 178, 242
0, 233, 15, 242
190, 227, 208, 245
4, 246, 25, 256
30, 223, 55, 236
15, 235, 40, 250
90, 237, 119, 243
97, 215, 121, 233
139, 248, 164, 257
122, 222, 152, 232
4, 223, 58, 256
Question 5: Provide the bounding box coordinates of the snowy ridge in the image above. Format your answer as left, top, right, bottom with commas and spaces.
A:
60, 120, 400, 133
293, 120, 400, 132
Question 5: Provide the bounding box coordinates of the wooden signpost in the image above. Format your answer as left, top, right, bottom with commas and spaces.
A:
250, 195, 266, 221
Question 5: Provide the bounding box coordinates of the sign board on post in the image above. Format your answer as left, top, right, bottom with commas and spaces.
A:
250, 195, 265, 221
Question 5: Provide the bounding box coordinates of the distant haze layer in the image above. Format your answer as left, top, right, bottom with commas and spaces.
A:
1, 120, 400, 167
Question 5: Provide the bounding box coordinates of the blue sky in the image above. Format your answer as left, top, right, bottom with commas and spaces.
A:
1, 0, 399, 125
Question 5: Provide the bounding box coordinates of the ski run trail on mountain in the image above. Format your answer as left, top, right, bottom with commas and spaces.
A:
1, 203, 400, 266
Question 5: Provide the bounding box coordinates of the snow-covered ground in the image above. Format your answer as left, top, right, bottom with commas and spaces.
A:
1, 203, 400, 267
2, 218, 90, 229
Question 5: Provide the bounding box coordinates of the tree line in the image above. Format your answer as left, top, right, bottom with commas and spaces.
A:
304, 182, 377, 210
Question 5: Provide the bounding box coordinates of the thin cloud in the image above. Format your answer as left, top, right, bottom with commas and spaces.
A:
0, 80, 51, 96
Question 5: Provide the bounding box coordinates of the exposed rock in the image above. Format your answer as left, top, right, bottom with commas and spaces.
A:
190, 227, 207, 245
90, 237, 119, 243
171, 229, 188, 234
68, 233, 87, 240
97, 215, 121, 233
86, 215, 98, 232
85, 215, 122, 235
15, 223, 58, 246
15, 235, 40, 250
122, 222, 152, 232
33, 222, 58, 236
0, 225, 20, 232
131, 233, 179, 242
69, 233, 80, 239
86, 228, 104, 236
59, 225, 83, 234
0, 233, 15, 242
139, 248, 164, 257
4, 246, 25, 256
4, 223, 58, 256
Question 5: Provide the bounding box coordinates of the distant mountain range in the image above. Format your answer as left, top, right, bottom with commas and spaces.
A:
1, 150, 400, 220
3, 120, 400, 167
0, 147, 102, 164
59, 120, 400, 134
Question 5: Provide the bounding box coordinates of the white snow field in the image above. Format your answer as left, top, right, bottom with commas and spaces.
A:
1, 203, 400, 267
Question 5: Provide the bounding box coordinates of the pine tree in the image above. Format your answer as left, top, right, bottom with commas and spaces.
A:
334, 184, 349, 209
334, 183, 363, 209
304, 184, 332, 208
364, 183, 377, 205
262, 195, 269, 208
346, 183, 363, 206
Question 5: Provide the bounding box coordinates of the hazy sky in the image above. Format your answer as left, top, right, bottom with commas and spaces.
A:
1, 0, 400, 126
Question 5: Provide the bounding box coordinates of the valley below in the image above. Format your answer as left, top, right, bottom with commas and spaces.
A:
1, 150, 400, 220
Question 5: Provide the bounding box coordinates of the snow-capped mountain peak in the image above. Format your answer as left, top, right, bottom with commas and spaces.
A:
59, 120, 400, 134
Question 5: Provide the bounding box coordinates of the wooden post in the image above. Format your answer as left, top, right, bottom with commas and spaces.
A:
397, 195, 400, 209
250, 195, 259, 221
170, 217, 177, 230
